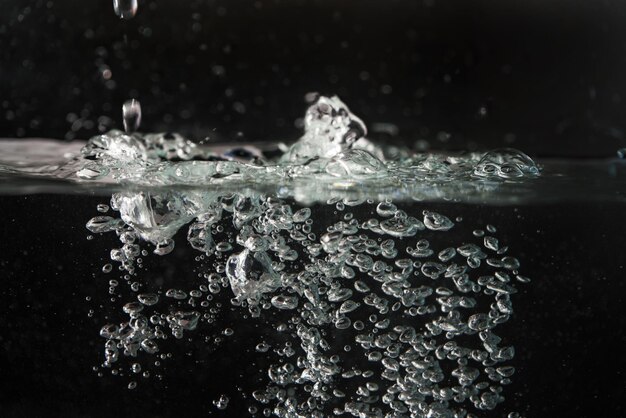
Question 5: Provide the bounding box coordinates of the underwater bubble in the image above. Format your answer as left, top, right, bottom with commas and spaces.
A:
100, 324, 119, 339
122, 302, 143, 314
339, 300, 360, 314
173, 311, 200, 330
484, 236, 500, 251
140, 339, 159, 354
86, 216, 124, 233
423, 211, 454, 231
187, 222, 215, 254
376, 201, 397, 217
293, 208, 311, 223
379, 217, 423, 237
327, 288, 353, 303
137, 293, 159, 306
213, 394, 229, 410
226, 249, 280, 303
271, 295, 299, 310
438, 247, 456, 262
165, 289, 187, 300
154, 239, 175, 256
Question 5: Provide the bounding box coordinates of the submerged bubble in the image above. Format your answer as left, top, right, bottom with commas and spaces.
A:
97, 204, 110, 213
226, 249, 280, 303
376, 201, 397, 217
379, 216, 423, 237
271, 295, 299, 310
86, 216, 124, 233
213, 394, 229, 410
137, 293, 159, 306
423, 210, 455, 231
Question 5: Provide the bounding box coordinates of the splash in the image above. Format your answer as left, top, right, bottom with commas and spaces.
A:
85, 96, 533, 417
71, 95, 540, 203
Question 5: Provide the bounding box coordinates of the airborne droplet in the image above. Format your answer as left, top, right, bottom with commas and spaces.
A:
122, 99, 142, 133
113, 0, 138, 19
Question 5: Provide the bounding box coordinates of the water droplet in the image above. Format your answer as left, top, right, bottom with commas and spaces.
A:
122, 99, 142, 133
113, 0, 138, 19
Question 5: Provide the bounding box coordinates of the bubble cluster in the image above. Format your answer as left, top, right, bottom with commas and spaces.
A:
83, 95, 531, 417
473, 148, 540, 179
89, 189, 528, 417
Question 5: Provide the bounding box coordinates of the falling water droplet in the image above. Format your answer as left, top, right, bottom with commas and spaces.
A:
113, 0, 138, 19
122, 99, 142, 133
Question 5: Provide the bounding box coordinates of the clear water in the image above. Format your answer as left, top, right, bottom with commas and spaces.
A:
2, 96, 626, 417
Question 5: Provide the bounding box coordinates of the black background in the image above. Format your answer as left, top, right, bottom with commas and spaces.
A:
1, 195, 625, 417
2, 1, 626, 417
2, 0, 626, 156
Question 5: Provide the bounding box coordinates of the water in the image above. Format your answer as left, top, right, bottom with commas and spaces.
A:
2, 96, 626, 417
113, 0, 138, 20
75, 98, 533, 416
122, 99, 142, 134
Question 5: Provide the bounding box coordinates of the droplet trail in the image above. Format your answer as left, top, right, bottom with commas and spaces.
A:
122, 99, 142, 133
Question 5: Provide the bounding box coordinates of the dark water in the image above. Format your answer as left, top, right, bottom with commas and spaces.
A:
1, 193, 625, 417
3, 1, 626, 416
